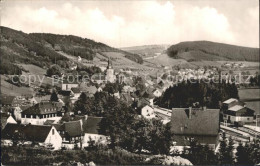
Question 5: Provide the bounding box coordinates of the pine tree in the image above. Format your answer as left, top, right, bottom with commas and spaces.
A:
218, 133, 234, 165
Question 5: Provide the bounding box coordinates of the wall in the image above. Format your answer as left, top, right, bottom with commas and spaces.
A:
44, 127, 62, 150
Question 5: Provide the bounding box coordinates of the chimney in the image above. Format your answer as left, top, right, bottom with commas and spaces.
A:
188, 107, 192, 119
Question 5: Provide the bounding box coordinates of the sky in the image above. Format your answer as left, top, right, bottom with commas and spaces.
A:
1, 0, 259, 48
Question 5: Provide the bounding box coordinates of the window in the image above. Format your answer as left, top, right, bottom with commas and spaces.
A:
52, 129, 55, 135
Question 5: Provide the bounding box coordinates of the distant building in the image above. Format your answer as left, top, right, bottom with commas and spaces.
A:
61, 79, 79, 91
171, 107, 220, 149
153, 89, 163, 98
105, 58, 116, 83
78, 56, 82, 62
1, 113, 17, 130
21, 101, 64, 125
2, 123, 62, 150
141, 105, 156, 119
223, 105, 255, 124
222, 98, 255, 124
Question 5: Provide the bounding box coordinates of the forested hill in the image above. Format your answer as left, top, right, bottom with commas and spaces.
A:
0, 26, 142, 74
167, 41, 259, 62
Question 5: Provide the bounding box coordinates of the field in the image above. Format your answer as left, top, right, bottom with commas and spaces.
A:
238, 88, 260, 115
1, 75, 34, 96
239, 88, 260, 101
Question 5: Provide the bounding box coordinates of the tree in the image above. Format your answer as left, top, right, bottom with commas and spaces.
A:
218, 133, 234, 165
50, 91, 59, 102
46, 65, 62, 77
236, 142, 249, 165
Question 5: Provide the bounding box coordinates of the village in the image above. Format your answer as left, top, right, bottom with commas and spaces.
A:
1, 53, 260, 165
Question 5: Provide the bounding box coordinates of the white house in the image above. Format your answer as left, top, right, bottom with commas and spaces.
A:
153, 89, 162, 98
141, 105, 156, 119
61, 79, 79, 91
2, 124, 62, 150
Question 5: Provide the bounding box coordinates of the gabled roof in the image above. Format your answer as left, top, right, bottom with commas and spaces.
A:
82, 117, 104, 135
171, 108, 220, 136
223, 98, 238, 104
22, 101, 63, 115
2, 123, 52, 142
71, 87, 81, 94
228, 105, 244, 112
64, 120, 82, 137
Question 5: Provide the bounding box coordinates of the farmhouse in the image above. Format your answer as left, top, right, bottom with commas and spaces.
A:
171, 107, 220, 149
21, 101, 64, 125
2, 123, 62, 150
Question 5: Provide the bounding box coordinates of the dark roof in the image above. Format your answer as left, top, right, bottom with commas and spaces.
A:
171, 108, 220, 136
44, 120, 55, 125
2, 123, 52, 142
64, 120, 82, 137
83, 117, 104, 135
1, 113, 10, 129
71, 87, 81, 94
58, 90, 72, 97
22, 101, 63, 115
81, 85, 97, 94
0, 96, 15, 105
121, 93, 133, 105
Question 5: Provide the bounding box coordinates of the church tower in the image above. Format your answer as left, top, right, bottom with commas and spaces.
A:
106, 57, 115, 83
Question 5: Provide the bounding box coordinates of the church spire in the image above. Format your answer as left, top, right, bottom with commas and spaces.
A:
107, 57, 112, 69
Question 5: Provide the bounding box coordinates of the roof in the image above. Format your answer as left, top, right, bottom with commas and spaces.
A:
223, 98, 238, 104
44, 120, 55, 125
64, 120, 82, 137
58, 90, 72, 97
83, 117, 104, 135
71, 87, 81, 94
62, 78, 79, 84
171, 108, 220, 136
22, 101, 63, 115
1, 113, 10, 129
0, 96, 15, 105
228, 105, 244, 112
2, 123, 52, 142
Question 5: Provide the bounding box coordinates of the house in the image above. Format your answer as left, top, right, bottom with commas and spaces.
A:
223, 105, 255, 124
121, 93, 133, 106
141, 105, 156, 119
58, 90, 73, 104
153, 89, 162, 98
21, 101, 64, 125
1, 113, 17, 130
171, 107, 220, 149
2, 123, 62, 150
12, 106, 23, 122
61, 79, 79, 91
222, 98, 243, 109
71, 88, 81, 103
82, 117, 108, 147
53, 120, 83, 145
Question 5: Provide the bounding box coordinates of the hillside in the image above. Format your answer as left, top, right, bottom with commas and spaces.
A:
167, 41, 259, 62
121, 44, 170, 57
0, 26, 143, 75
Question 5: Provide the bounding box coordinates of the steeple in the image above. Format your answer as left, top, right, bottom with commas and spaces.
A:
107, 57, 112, 69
